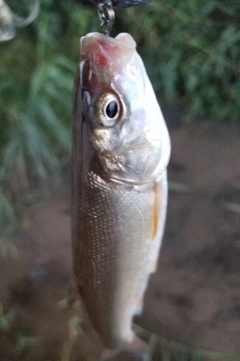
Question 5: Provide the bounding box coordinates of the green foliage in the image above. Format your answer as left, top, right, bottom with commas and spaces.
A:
0, 304, 39, 355
0, 55, 74, 230
0, 0, 98, 230
118, 0, 240, 120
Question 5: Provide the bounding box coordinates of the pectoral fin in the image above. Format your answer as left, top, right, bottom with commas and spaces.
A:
150, 180, 164, 240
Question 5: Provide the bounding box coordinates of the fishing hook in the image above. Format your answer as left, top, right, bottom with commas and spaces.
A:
97, 0, 115, 36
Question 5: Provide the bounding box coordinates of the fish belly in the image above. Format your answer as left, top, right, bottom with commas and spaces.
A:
72, 169, 167, 348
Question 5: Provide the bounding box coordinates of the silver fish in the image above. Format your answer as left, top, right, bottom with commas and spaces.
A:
72, 32, 171, 349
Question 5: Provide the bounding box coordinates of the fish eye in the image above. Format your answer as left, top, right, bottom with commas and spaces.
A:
106, 100, 118, 119
97, 93, 121, 127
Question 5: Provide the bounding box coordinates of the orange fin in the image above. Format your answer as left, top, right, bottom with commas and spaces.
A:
150, 181, 163, 240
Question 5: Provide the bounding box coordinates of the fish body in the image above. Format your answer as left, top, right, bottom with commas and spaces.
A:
72, 32, 171, 348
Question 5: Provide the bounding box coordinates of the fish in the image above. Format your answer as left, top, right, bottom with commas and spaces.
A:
71, 32, 171, 349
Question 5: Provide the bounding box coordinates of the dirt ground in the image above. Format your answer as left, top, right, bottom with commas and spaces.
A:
0, 117, 240, 360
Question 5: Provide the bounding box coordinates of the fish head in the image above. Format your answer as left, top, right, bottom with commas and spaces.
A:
80, 32, 171, 185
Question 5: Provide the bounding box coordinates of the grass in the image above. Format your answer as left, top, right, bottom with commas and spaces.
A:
0, 0, 104, 233
117, 0, 240, 121
0, 304, 40, 356
0, 55, 74, 232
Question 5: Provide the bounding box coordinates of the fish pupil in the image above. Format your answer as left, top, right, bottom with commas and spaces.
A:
106, 101, 118, 119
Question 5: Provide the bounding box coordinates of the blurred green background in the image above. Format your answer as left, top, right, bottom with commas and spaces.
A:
0, 0, 240, 233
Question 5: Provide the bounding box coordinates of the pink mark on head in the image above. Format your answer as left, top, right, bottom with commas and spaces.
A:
95, 51, 109, 66
92, 39, 118, 66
